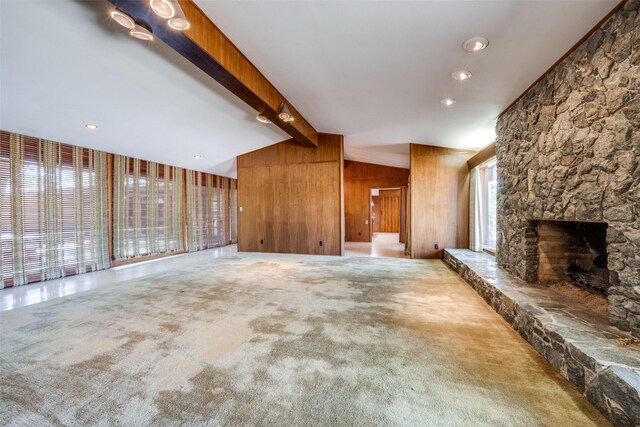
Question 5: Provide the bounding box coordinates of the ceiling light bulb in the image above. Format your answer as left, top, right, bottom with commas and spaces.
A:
130, 23, 154, 41
150, 0, 175, 19
463, 37, 489, 52
110, 10, 135, 30
193, 154, 202, 159
441, 98, 456, 106
256, 113, 271, 124
451, 70, 472, 81
278, 103, 294, 122
168, 17, 190, 30
85, 124, 98, 129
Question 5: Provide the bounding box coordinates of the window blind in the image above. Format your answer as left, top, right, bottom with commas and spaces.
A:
113, 155, 184, 260
0, 131, 109, 288
185, 171, 233, 251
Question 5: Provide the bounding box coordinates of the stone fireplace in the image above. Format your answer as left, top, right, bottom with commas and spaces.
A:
495, 1, 639, 337
535, 220, 610, 296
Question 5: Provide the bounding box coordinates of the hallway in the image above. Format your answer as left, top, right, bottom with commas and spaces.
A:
345, 232, 407, 258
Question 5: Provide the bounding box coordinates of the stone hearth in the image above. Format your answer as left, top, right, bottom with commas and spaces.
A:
444, 249, 640, 426
495, 1, 640, 336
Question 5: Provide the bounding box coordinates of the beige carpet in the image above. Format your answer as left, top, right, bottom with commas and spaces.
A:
0, 254, 608, 426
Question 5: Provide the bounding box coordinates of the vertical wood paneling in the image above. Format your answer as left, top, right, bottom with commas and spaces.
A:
400, 187, 407, 244
237, 134, 343, 255
379, 189, 400, 232
410, 144, 475, 259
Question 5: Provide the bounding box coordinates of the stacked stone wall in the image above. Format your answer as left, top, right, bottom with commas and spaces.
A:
496, 0, 639, 335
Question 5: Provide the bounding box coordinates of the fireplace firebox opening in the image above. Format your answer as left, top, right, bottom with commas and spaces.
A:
534, 220, 610, 296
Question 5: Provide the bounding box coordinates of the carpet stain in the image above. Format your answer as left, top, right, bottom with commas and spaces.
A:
0, 253, 610, 426
159, 322, 181, 333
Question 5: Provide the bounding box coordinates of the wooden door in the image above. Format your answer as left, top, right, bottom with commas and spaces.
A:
371, 195, 381, 233
379, 189, 400, 232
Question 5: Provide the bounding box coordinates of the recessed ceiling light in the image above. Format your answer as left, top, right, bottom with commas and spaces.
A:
441, 98, 456, 106
256, 113, 271, 124
110, 10, 135, 30
150, 0, 175, 19
193, 154, 202, 159
463, 37, 489, 52
85, 124, 98, 129
451, 70, 472, 81
130, 24, 153, 41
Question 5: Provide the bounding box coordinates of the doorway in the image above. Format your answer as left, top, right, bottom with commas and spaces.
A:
371, 189, 401, 233
344, 187, 408, 258
370, 187, 406, 245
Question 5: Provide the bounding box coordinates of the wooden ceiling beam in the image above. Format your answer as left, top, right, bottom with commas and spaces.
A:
107, 0, 318, 147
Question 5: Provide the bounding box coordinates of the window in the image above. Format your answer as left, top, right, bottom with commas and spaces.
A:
113, 155, 184, 260
480, 158, 497, 251
0, 131, 109, 287
185, 171, 230, 251
229, 179, 238, 244
2, 130, 238, 287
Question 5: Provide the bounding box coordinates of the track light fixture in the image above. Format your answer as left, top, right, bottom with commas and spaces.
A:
149, 0, 191, 31
150, 0, 175, 19
278, 103, 294, 122
130, 22, 154, 41
111, 8, 154, 41
168, 1, 190, 31
111, 9, 136, 30
256, 112, 271, 124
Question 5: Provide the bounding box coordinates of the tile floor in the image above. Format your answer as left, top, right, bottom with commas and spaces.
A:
344, 232, 407, 258
0, 245, 238, 311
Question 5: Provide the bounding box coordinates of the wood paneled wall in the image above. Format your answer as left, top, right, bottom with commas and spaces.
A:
409, 144, 476, 259
378, 189, 401, 233
344, 161, 409, 242
237, 134, 344, 255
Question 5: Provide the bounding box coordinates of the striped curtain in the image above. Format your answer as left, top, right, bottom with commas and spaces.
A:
113, 155, 184, 260
229, 179, 238, 244
185, 171, 232, 251
0, 131, 109, 288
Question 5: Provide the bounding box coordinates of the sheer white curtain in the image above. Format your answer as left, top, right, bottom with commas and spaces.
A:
469, 166, 483, 252
185, 172, 231, 251
113, 155, 184, 260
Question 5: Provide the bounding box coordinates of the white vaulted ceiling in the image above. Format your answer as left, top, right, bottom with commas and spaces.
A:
0, 0, 288, 178
195, 0, 618, 168
1, 1, 619, 173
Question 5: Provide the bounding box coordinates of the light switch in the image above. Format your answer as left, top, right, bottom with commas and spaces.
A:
365, 220, 368, 225
239, 207, 243, 212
